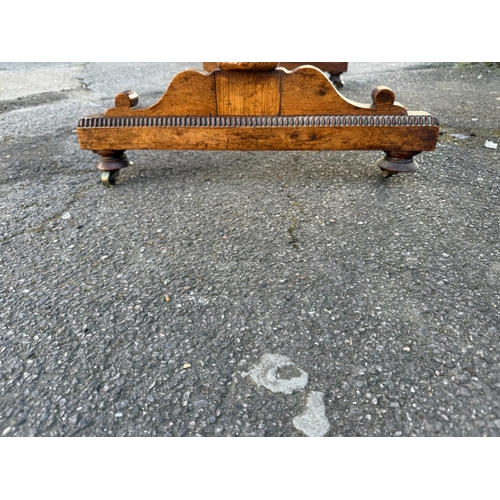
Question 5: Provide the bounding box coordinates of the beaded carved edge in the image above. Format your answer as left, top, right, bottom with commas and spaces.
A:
78, 115, 439, 129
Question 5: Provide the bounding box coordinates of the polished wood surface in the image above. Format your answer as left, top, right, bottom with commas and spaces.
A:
78, 120, 438, 152
105, 70, 217, 117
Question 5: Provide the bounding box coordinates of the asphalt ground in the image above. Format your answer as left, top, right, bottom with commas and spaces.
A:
1, 62, 500, 443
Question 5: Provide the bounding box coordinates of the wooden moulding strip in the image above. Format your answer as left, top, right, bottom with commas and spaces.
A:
77, 122, 439, 152
77, 115, 439, 129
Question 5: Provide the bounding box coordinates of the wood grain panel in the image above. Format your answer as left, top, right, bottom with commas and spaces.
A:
215, 70, 281, 116
78, 124, 439, 152
281, 66, 406, 115
105, 70, 217, 117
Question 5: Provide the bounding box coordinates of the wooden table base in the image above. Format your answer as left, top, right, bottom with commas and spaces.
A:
77, 63, 439, 186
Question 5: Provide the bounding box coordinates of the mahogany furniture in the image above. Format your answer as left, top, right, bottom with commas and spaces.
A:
76, 62, 439, 187
203, 62, 348, 88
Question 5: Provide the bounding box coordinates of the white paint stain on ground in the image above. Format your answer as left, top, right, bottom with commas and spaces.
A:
244, 353, 331, 436
292, 391, 331, 437
245, 353, 308, 395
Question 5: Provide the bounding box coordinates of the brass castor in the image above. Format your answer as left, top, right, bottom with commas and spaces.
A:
94, 150, 133, 187
380, 168, 398, 178
101, 170, 120, 187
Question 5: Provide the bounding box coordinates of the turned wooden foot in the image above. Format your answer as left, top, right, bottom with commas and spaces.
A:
94, 150, 133, 186
377, 151, 420, 177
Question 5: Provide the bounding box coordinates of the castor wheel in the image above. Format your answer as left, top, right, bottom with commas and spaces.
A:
94, 150, 132, 187
101, 170, 120, 187
380, 168, 398, 178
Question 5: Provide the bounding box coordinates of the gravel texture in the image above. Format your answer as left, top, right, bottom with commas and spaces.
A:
1, 62, 499, 436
